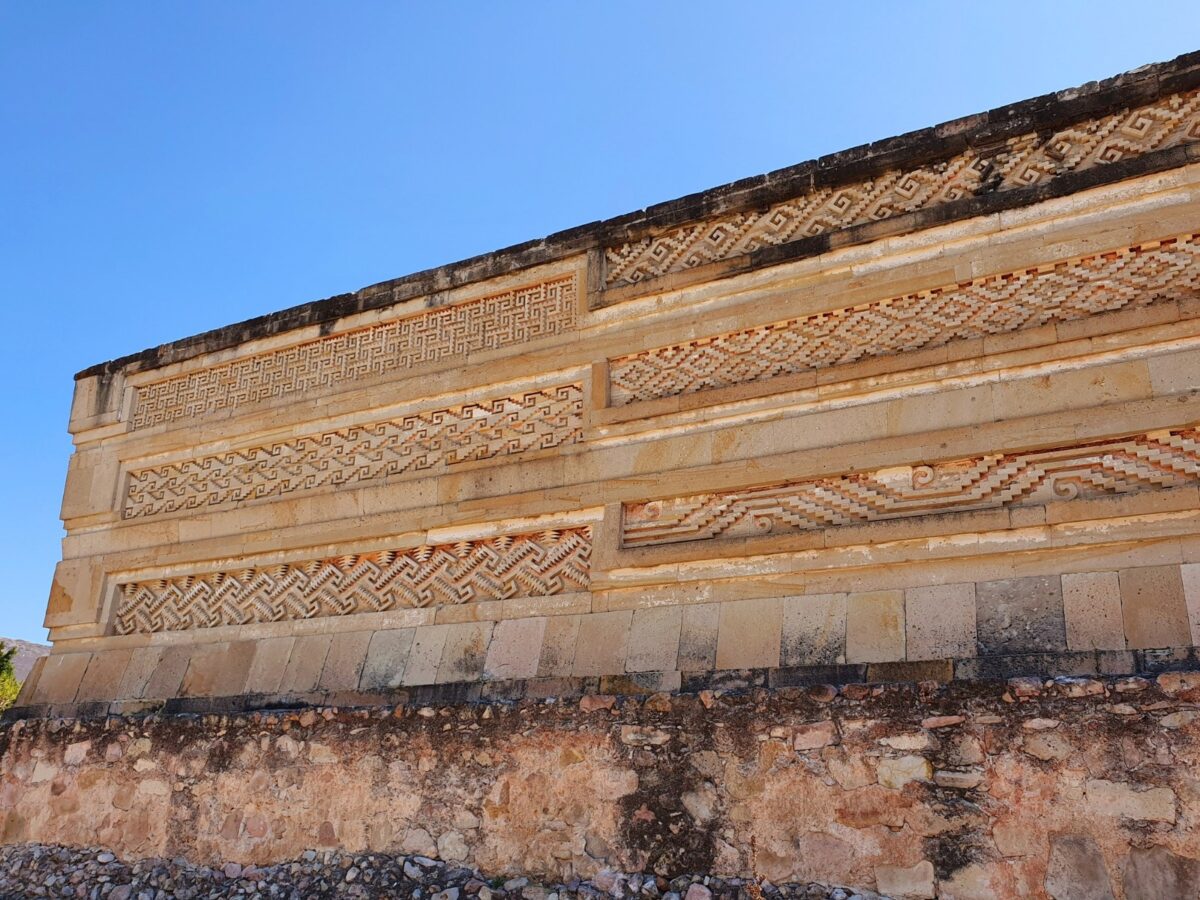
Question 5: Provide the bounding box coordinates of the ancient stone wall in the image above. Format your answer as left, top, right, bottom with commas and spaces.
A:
4, 674, 1200, 898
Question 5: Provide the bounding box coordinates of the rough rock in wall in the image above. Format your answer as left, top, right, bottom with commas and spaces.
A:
3, 674, 1199, 898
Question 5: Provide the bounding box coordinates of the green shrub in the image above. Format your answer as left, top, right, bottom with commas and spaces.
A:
0, 644, 20, 710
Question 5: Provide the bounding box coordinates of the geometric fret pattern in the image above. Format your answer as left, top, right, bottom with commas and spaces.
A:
115, 527, 592, 634
622, 426, 1200, 547
124, 385, 584, 520
609, 234, 1200, 405
604, 88, 1200, 288
131, 275, 578, 430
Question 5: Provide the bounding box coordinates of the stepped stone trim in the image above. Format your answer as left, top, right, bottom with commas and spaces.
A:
130, 275, 578, 430
603, 88, 1200, 288
124, 384, 584, 520
622, 425, 1200, 547
609, 233, 1200, 406
115, 527, 592, 634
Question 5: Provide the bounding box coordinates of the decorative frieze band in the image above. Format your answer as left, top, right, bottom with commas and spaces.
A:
622, 426, 1200, 548
115, 527, 592, 634
124, 384, 584, 520
604, 88, 1200, 288
609, 233, 1200, 406
131, 275, 578, 430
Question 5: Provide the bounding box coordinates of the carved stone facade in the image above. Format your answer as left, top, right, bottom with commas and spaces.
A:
21, 54, 1200, 716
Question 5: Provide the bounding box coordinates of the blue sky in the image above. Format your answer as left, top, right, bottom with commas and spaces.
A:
1, 3, 1196, 643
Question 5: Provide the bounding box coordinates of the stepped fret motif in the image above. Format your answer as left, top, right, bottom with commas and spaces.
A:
132, 275, 578, 429
609, 234, 1200, 405
124, 385, 584, 519
115, 527, 592, 634
604, 89, 1200, 287
622, 427, 1200, 547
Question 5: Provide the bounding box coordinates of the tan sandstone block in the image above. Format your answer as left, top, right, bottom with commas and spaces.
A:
75, 649, 132, 703
677, 603, 720, 671
117, 647, 164, 700
484, 618, 547, 681
538, 615, 580, 677
1181, 563, 1200, 646
143, 645, 192, 700
715, 597, 782, 670
29, 652, 91, 705
403, 625, 450, 686
244, 637, 295, 695
1062, 572, 1126, 651
847, 591, 905, 664
180, 642, 255, 698
781, 594, 846, 666
905, 584, 975, 661
1120, 565, 1192, 649
44, 559, 104, 629
319, 631, 371, 692
360, 629, 415, 691
573, 611, 633, 677
437, 621, 493, 684
626, 606, 682, 673
278, 635, 332, 694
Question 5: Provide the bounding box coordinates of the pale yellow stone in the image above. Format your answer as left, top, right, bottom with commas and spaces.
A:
715, 598, 782, 670
846, 591, 905, 664
1062, 571, 1125, 651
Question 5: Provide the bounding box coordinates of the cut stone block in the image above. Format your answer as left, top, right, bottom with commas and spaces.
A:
1062, 571, 1125, 651
715, 597, 782, 670
1120, 565, 1192, 650
846, 591, 905, 664
976, 575, 1066, 656
782, 593, 847, 666
905, 584, 975, 660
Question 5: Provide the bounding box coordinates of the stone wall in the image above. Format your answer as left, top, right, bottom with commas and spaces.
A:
21, 53, 1200, 713
4, 673, 1200, 898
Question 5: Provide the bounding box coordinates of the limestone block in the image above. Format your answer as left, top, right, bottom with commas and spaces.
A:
846, 591, 904, 664
318, 632, 371, 692
245, 638, 295, 695
572, 611, 632, 677
60, 446, 121, 523
1062, 572, 1125, 651
278, 635, 332, 694
403, 626, 451, 687
1182, 562, 1200, 646
44, 559, 104, 629
180, 642, 255, 699
360, 629, 416, 691
1123, 845, 1200, 900
75, 649, 132, 703
437, 622, 493, 684
143, 645, 191, 700
484, 618, 546, 680
976, 575, 1066, 656
1044, 835, 1115, 900
715, 597, 782, 670
116, 647, 163, 700
904, 584, 975, 661
677, 603, 720, 671
537, 615, 580, 677
781, 593, 846, 666
28, 652, 91, 704
874, 860, 935, 899
1119, 565, 1192, 649
625, 606, 682, 673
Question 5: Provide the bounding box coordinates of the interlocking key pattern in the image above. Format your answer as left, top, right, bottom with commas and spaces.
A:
622, 426, 1200, 547
124, 385, 584, 520
604, 89, 1200, 288
609, 234, 1200, 405
131, 275, 578, 430
115, 527, 592, 634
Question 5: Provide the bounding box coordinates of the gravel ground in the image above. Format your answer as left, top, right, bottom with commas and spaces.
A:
0, 845, 885, 900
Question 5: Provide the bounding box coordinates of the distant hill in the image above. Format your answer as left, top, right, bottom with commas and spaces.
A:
1, 638, 50, 681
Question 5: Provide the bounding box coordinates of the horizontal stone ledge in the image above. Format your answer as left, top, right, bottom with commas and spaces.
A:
6, 648, 1197, 723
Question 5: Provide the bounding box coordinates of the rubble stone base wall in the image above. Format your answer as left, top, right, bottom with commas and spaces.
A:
4, 674, 1200, 899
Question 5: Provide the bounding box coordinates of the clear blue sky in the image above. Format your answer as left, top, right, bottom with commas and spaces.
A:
1, 3, 1196, 643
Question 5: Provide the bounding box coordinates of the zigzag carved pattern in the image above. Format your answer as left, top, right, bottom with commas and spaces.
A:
124, 385, 584, 520
132, 275, 578, 430
622, 427, 1200, 547
609, 234, 1200, 405
115, 527, 592, 634
604, 88, 1200, 287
